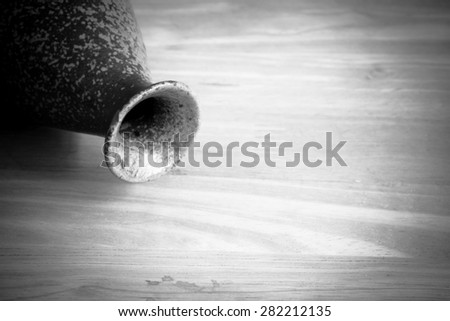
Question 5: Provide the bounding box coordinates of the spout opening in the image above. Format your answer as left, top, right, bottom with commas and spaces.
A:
104, 81, 199, 183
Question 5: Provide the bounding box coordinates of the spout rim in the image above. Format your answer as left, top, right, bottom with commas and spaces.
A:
104, 80, 199, 183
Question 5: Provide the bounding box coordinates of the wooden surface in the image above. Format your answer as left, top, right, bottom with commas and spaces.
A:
1, 0, 450, 300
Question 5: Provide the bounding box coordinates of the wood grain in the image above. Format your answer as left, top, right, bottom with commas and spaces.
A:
1, 0, 450, 300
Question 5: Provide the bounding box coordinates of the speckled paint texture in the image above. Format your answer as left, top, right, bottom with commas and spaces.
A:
0, 0, 199, 182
